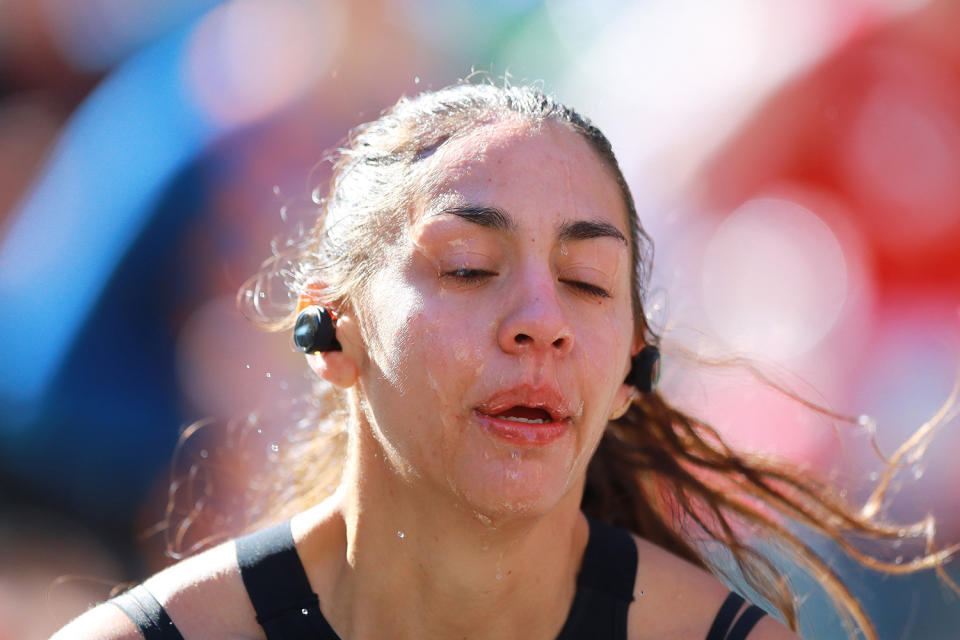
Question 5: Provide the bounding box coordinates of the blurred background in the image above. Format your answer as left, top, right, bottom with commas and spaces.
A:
1, 0, 959, 637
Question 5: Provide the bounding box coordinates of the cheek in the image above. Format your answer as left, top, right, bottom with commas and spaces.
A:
363, 273, 425, 389
416, 299, 488, 387
364, 271, 485, 413
577, 304, 634, 402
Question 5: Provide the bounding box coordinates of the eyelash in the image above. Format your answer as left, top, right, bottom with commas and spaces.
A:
443, 268, 495, 280
561, 280, 610, 298
441, 269, 610, 298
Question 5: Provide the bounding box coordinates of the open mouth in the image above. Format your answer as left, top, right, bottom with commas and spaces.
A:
474, 405, 569, 446
489, 406, 555, 424
473, 387, 572, 445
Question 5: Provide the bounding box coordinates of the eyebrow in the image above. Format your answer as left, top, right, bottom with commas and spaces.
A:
436, 205, 627, 246
438, 205, 514, 231
558, 220, 627, 245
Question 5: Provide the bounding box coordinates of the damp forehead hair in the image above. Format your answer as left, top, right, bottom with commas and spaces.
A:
312, 83, 651, 327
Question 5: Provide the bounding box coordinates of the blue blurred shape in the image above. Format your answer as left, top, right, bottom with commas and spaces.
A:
0, 24, 221, 429
0, 10, 245, 523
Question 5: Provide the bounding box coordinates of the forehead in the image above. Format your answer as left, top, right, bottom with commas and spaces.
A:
412, 119, 629, 232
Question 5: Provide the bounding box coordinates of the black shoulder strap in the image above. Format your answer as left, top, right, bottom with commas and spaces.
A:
556, 517, 638, 639
705, 591, 768, 640
577, 517, 639, 600
725, 603, 767, 640
235, 519, 341, 639
109, 584, 185, 640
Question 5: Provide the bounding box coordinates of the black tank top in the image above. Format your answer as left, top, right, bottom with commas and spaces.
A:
110, 517, 767, 639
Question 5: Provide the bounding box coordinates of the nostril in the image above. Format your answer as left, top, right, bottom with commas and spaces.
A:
515, 333, 532, 344
552, 337, 565, 349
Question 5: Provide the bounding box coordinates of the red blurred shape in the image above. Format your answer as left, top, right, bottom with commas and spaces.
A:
697, 0, 960, 295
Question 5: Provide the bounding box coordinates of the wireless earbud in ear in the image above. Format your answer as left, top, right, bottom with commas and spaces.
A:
625, 345, 660, 393
293, 305, 342, 353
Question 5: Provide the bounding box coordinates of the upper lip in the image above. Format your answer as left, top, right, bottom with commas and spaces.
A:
475, 385, 573, 423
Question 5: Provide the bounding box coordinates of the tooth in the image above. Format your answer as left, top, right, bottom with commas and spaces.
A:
500, 416, 548, 424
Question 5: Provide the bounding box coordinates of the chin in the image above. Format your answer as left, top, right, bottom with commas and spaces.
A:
448, 451, 580, 525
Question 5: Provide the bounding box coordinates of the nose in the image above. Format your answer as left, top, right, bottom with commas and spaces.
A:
497, 275, 575, 357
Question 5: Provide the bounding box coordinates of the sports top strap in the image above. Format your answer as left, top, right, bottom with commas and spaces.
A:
704, 591, 768, 640
556, 517, 639, 639
235, 519, 339, 639
109, 584, 185, 640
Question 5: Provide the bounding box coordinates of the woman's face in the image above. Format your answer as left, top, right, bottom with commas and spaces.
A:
353, 118, 637, 521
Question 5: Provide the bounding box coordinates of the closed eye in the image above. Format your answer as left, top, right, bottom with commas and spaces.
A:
561, 279, 610, 298
441, 268, 497, 281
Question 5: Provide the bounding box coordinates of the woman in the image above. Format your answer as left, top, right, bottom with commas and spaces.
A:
54, 83, 941, 640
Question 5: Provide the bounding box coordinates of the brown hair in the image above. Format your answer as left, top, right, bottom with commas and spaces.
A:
194, 80, 959, 639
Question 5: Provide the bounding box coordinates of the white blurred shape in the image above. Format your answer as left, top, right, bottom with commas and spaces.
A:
545, 0, 626, 53
562, 0, 841, 210
701, 198, 848, 360
560, 0, 936, 222
184, 0, 341, 128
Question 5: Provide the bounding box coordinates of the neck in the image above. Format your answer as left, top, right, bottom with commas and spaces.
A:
322, 408, 589, 640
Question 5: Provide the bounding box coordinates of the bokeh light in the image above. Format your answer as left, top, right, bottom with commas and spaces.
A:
184, 0, 343, 128
841, 48, 960, 255
700, 197, 849, 360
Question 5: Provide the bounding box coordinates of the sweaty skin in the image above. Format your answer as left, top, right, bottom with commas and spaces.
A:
357, 118, 636, 525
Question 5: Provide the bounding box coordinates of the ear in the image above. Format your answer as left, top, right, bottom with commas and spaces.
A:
296, 284, 361, 389
608, 336, 643, 421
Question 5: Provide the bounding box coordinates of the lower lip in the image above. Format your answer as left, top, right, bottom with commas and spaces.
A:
474, 410, 569, 446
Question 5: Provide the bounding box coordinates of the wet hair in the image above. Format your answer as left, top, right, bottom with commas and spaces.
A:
220, 80, 957, 640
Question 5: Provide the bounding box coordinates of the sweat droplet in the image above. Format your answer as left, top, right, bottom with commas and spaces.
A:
644, 288, 667, 328
857, 414, 877, 436
911, 464, 925, 480
302, 608, 309, 615
271, 444, 279, 452
414, 76, 420, 84
495, 571, 503, 580
265, 372, 272, 378
245, 364, 251, 369
397, 530, 405, 538
511, 450, 520, 460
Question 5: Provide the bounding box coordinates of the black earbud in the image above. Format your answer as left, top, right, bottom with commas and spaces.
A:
293, 305, 342, 353
625, 345, 660, 393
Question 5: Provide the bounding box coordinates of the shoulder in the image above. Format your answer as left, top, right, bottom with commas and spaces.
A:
50, 601, 143, 640
625, 534, 799, 640
51, 538, 263, 640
